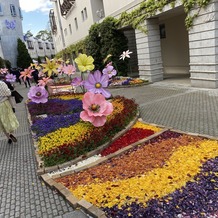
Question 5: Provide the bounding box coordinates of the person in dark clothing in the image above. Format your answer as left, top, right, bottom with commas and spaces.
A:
31, 66, 39, 84
11, 68, 21, 85
18, 68, 31, 88
23, 77, 31, 88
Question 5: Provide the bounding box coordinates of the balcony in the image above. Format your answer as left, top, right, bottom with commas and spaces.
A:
49, 9, 57, 34
59, 0, 75, 17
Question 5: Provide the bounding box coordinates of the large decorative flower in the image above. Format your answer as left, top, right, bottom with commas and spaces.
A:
71, 77, 84, 87
62, 64, 76, 75
19, 67, 33, 81
119, 50, 133, 60
28, 86, 48, 103
102, 64, 117, 78
84, 70, 111, 98
80, 92, 113, 127
5, 73, 16, 82
40, 57, 60, 77
75, 54, 94, 72
38, 77, 53, 87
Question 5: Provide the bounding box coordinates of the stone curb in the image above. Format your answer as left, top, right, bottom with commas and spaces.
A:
169, 127, 218, 140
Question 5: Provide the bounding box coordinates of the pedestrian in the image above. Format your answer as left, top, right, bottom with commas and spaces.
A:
0, 80, 19, 144
31, 66, 39, 84
14, 68, 22, 85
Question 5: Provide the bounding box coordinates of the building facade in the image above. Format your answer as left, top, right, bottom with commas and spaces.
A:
25, 37, 56, 62
50, 0, 218, 88
0, 0, 23, 67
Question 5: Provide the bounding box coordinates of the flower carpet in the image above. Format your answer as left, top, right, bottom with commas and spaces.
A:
54, 131, 218, 218
108, 76, 148, 88
27, 91, 218, 218
27, 93, 139, 167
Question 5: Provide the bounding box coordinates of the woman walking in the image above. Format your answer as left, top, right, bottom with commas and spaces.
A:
0, 80, 19, 144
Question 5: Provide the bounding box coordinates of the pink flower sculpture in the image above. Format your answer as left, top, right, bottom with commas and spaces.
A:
84, 70, 111, 98
5, 73, 16, 82
62, 64, 76, 75
0, 68, 8, 74
38, 77, 53, 87
102, 64, 117, 78
80, 92, 113, 127
28, 86, 48, 103
19, 67, 33, 81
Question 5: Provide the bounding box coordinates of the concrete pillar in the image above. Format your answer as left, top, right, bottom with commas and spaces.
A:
189, 0, 218, 88
136, 18, 163, 82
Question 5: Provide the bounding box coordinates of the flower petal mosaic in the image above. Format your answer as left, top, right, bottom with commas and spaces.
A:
25, 53, 218, 217
55, 131, 218, 218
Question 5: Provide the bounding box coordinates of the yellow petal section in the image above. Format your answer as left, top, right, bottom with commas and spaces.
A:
71, 139, 218, 208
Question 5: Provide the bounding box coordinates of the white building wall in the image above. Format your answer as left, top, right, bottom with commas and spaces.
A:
136, 18, 163, 82
50, 0, 218, 88
189, 0, 218, 88
52, 0, 98, 52
103, 0, 135, 17
25, 37, 55, 61
0, 0, 23, 67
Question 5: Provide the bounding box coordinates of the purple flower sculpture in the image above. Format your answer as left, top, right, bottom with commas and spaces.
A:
28, 86, 48, 104
84, 70, 111, 98
71, 77, 84, 87
102, 65, 117, 78
5, 73, 16, 83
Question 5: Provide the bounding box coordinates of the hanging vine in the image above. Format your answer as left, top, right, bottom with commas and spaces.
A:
116, 0, 212, 33
55, 0, 212, 59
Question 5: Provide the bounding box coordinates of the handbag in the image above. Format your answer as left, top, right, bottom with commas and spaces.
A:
11, 90, 23, 103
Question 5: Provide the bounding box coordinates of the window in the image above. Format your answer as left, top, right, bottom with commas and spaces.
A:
38, 41, 43, 49
64, 28, 67, 36
81, 8, 87, 21
81, 10, 84, 21
51, 43, 55, 49
159, 24, 166, 39
69, 24, 72, 34
10, 4, 16, 16
18, 7, 22, 18
74, 17, 78, 30
84, 8, 88, 20
27, 40, 34, 49
0, 3, 3, 15
46, 43, 50, 49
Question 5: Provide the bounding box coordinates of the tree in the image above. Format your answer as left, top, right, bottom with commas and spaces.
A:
85, 23, 102, 70
86, 17, 128, 75
24, 30, 33, 38
17, 38, 32, 69
0, 57, 11, 69
0, 57, 5, 68
35, 30, 52, 41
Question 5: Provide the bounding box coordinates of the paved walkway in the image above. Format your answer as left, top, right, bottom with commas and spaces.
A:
0, 84, 89, 218
111, 80, 218, 137
1, 78, 218, 218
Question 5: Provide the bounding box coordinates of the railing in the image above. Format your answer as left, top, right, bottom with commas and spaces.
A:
59, 0, 76, 17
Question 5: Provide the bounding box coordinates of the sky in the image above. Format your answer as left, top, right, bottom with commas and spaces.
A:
20, 0, 53, 36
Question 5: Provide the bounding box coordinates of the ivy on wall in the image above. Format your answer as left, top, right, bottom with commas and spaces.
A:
56, 0, 212, 60
117, 0, 212, 33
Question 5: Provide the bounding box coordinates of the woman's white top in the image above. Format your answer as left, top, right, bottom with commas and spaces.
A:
0, 81, 11, 103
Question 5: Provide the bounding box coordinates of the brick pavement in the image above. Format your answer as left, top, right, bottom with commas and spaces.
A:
110, 81, 218, 137
1, 79, 218, 218
0, 83, 89, 218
